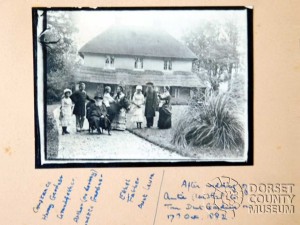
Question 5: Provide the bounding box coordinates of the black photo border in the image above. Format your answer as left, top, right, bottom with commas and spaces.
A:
33, 6, 254, 169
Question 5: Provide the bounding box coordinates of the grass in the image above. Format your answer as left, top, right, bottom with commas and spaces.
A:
127, 105, 244, 160
126, 106, 187, 154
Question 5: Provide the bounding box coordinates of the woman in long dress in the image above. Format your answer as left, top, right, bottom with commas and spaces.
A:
111, 85, 130, 131
131, 85, 145, 129
157, 86, 172, 129
59, 89, 73, 135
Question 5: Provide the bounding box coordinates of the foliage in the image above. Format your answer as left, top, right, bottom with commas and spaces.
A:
184, 20, 244, 92
227, 72, 247, 113
41, 11, 82, 103
46, 111, 59, 158
44, 11, 81, 73
47, 71, 76, 103
172, 93, 244, 150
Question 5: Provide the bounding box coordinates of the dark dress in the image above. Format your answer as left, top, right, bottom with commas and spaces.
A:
70, 91, 89, 116
157, 93, 172, 129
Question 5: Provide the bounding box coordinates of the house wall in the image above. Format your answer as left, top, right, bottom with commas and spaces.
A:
83, 54, 106, 68
172, 60, 193, 72
114, 56, 135, 70
82, 53, 193, 72
143, 58, 164, 71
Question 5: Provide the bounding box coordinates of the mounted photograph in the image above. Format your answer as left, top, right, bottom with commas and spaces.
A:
33, 8, 253, 167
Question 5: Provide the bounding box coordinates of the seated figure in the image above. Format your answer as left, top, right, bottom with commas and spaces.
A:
87, 94, 111, 135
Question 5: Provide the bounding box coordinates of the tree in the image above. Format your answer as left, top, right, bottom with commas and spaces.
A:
40, 11, 82, 103
184, 20, 241, 93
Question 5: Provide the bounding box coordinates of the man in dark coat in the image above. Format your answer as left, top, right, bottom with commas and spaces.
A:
70, 83, 90, 132
144, 82, 158, 128
88, 94, 111, 135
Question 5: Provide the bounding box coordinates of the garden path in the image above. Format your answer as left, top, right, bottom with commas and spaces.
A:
53, 108, 188, 160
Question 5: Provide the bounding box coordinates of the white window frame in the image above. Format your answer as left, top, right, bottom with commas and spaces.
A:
134, 57, 144, 71
163, 59, 172, 71
104, 55, 115, 70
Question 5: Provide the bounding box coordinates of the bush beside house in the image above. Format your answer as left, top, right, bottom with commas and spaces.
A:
46, 111, 59, 158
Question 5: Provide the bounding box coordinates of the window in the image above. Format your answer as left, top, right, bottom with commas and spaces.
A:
105, 56, 115, 69
164, 59, 172, 71
134, 57, 143, 69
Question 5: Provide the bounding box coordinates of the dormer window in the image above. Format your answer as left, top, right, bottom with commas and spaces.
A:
105, 56, 115, 69
164, 59, 172, 71
134, 57, 143, 70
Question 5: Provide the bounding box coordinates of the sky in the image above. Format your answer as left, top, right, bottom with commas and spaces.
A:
67, 9, 248, 49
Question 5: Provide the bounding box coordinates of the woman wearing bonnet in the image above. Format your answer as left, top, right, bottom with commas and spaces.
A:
131, 85, 145, 129
59, 88, 73, 135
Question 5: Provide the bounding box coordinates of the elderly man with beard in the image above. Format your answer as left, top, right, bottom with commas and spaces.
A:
87, 94, 111, 135
144, 82, 158, 128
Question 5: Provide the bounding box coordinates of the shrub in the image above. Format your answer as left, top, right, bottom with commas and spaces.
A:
172, 93, 244, 150
47, 71, 74, 104
46, 112, 59, 159
228, 72, 247, 113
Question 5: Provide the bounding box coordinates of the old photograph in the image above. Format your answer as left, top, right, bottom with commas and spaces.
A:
33, 8, 252, 167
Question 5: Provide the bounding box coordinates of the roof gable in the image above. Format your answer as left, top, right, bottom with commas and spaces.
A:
79, 25, 198, 60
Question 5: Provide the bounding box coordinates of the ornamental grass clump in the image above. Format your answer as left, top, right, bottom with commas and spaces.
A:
172, 93, 244, 150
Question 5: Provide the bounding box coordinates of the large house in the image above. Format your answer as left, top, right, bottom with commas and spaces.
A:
76, 25, 205, 103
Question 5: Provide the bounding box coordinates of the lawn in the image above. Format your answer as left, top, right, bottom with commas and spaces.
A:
127, 105, 245, 160
126, 105, 187, 154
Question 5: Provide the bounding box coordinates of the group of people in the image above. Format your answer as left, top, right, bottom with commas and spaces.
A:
59, 82, 172, 135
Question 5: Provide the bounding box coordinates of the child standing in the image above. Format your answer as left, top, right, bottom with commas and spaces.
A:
131, 85, 145, 129
60, 89, 73, 135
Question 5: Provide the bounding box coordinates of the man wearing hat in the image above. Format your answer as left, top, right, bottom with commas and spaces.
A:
87, 94, 111, 135
144, 82, 158, 128
70, 82, 90, 132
